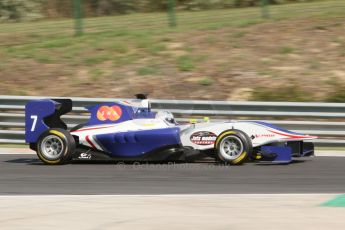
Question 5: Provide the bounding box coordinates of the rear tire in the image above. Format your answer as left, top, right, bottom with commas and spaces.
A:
214, 130, 252, 165
36, 128, 76, 165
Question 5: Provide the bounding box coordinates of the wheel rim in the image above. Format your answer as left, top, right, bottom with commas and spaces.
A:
40, 135, 64, 160
219, 136, 244, 160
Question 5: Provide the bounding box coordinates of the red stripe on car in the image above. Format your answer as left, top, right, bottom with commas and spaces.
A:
86, 135, 96, 149
268, 130, 316, 139
71, 125, 114, 133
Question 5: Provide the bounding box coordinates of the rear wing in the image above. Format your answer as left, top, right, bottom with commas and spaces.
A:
25, 99, 72, 143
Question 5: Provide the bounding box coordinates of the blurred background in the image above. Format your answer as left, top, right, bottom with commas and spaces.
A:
0, 0, 345, 101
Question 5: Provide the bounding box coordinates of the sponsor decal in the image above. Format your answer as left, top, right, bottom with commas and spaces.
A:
96, 105, 122, 121
190, 131, 217, 145
254, 134, 275, 138
78, 152, 92, 160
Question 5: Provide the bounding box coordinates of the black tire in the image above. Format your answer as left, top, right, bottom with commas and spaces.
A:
36, 128, 76, 165
214, 129, 252, 165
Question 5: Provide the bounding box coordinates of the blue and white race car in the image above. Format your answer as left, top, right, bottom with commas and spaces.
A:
25, 95, 317, 165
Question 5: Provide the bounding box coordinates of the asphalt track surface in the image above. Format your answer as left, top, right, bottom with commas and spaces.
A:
0, 154, 345, 195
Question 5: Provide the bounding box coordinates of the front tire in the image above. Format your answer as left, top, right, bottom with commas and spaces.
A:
215, 130, 252, 165
36, 128, 76, 165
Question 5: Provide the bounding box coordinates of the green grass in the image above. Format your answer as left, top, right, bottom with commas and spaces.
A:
236, 19, 261, 28
325, 79, 345, 102
113, 54, 140, 67
0, 62, 6, 71
258, 70, 272, 76
0, 0, 344, 100
35, 55, 54, 63
177, 56, 194, 72
312, 25, 328, 30
309, 59, 321, 69
232, 31, 247, 38
136, 36, 154, 49
331, 37, 345, 45
149, 44, 166, 55
199, 76, 213, 86
137, 66, 158, 76
89, 68, 104, 80
83, 55, 110, 65
205, 36, 218, 44
110, 42, 129, 54
251, 83, 311, 102
39, 37, 73, 49
340, 49, 345, 57
279, 46, 295, 55
0, 1, 343, 46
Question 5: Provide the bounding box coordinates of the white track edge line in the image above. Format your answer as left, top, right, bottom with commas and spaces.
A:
0, 193, 341, 198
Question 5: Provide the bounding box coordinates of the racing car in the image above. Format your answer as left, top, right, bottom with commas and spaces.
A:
25, 95, 317, 165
